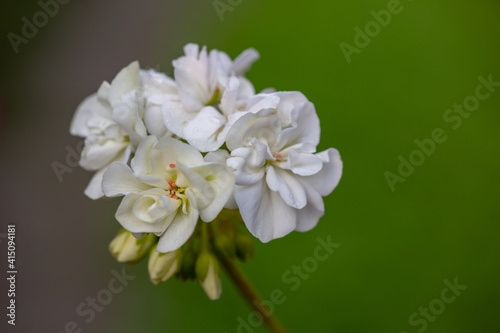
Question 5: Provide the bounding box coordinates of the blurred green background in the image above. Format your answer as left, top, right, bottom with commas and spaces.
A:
1, 0, 499, 332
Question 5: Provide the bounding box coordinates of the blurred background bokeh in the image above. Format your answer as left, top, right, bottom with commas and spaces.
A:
1, 0, 499, 332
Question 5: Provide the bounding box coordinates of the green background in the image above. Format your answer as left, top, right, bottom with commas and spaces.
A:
1, 0, 499, 332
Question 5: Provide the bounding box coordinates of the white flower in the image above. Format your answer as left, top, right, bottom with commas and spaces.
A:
226, 92, 343, 242
102, 135, 235, 253
70, 61, 147, 199
162, 43, 260, 152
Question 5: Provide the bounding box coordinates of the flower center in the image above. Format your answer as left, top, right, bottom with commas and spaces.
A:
267, 152, 287, 165
166, 163, 186, 200
273, 153, 283, 162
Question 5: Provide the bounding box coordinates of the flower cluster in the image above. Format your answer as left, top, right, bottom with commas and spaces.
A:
70, 43, 342, 299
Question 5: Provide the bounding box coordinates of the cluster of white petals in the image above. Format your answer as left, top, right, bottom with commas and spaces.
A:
71, 43, 342, 251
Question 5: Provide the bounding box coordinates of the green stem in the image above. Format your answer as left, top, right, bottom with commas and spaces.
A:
218, 255, 288, 333
200, 220, 209, 251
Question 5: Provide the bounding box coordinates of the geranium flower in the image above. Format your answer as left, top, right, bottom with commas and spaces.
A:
70, 61, 148, 198
102, 136, 235, 252
226, 92, 343, 242
162, 43, 260, 152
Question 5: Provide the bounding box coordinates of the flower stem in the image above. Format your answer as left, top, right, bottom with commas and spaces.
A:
200, 220, 209, 251
218, 255, 288, 333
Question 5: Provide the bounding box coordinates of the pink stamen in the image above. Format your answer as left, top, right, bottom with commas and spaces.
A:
167, 180, 176, 188
169, 163, 176, 168
274, 153, 282, 158
171, 195, 179, 200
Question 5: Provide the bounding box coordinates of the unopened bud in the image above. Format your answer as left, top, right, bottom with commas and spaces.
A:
109, 229, 156, 264
196, 252, 222, 300
148, 246, 180, 285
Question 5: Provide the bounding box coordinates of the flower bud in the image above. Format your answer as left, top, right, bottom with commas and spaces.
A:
196, 252, 222, 300
214, 233, 236, 258
109, 229, 156, 264
235, 232, 254, 262
148, 247, 180, 285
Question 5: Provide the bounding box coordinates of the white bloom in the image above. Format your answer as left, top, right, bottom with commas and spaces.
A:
162, 43, 260, 152
70, 61, 148, 199
226, 92, 343, 242
102, 135, 235, 253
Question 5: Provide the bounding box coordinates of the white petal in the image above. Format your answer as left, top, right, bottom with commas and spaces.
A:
207, 49, 219, 95
287, 149, 323, 176
85, 145, 132, 199
161, 101, 196, 137
84, 167, 107, 200
108, 61, 141, 105
132, 189, 181, 222
226, 109, 280, 151
156, 136, 205, 167
183, 43, 199, 58
173, 45, 213, 111
70, 94, 111, 137
191, 162, 235, 222
236, 77, 256, 100
204, 150, 230, 164
144, 104, 169, 138
243, 93, 280, 114
115, 193, 174, 234
176, 162, 212, 210
184, 106, 227, 152
204, 151, 238, 210
135, 175, 169, 189
131, 135, 158, 175
141, 69, 177, 97
102, 162, 152, 197
174, 66, 207, 111
266, 166, 307, 209
298, 148, 343, 196
79, 138, 128, 171
231, 48, 260, 76
295, 189, 325, 232
227, 146, 266, 186
273, 92, 320, 151
219, 76, 239, 117
156, 189, 199, 252
234, 179, 296, 243
111, 92, 147, 147
96, 81, 111, 107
